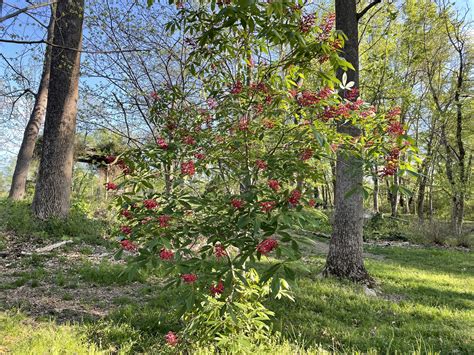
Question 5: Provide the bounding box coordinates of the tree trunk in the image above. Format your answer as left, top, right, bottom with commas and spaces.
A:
390, 174, 399, 217
8, 9, 55, 200
372, 165, 379, 213
32, 0, 84, 219
323, 0, 372, 284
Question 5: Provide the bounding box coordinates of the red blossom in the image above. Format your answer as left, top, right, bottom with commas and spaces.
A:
260, 201, 276, 213
300, 148, 313, 161
159, 248, 174, 260
250, 81, 268, 93
299, 13, 315, 33
231, 198, 245, 209
387, 107, 402, 120
183, 135, 196, 145
120, 210, 132, 219
105, 155, 116, 164
230, 81, 243, 94
181, 161, 195, 176
254, 103, 264, 115
158, 215, 171, 227
387, 121, 405, 136
238, 116, 249, 131
105, 182, 118, 191
156, 137, 169, 149
165, 331, 178, 346
120, 239, 137, 251
344, 87, 359, 102
265, 95, 273, 104
194, 152, 206, 160
262, 118, 275, 129
288, 189, 302, 206
143, 199, 159, 210
256, 159, 268, 170
380, 148, 401, 177
309, 199, 316, 207
267, 179, 280, 191
257, 238, 278, 255
120, 226, 132, 235
210, 280, 224, 296
181, 273, 198, 283
214, 244, 227, 258
318, 13, 335, 40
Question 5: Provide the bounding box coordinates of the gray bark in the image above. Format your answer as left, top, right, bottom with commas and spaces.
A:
323, 0, 372, 283
8, 9, 55, 200
32, 0, 84, 219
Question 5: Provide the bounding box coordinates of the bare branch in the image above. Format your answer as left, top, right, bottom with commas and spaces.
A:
357, 0, 382, 20
0, 1, 55, 23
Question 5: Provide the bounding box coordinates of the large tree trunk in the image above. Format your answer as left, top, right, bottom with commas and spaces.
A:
8, 9, 55, 200
323, 0, 372, 284
32, 0, 84, 219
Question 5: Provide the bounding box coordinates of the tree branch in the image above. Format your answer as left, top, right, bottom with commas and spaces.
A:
357, 0, 382, 20
0, 1, 55, 23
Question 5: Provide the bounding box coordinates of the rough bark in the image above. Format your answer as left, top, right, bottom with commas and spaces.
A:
323, 0, 372, 284
32, 0, 84, 219
8, 9, 55, 200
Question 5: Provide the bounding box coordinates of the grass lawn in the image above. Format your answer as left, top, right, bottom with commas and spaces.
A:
0, 200, 472, 353
1, 242, 472, 353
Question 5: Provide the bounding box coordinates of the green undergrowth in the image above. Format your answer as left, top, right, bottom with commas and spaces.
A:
0, 198, 111, 246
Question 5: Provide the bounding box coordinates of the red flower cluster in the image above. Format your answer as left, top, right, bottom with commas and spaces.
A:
230, 80, 243, 94
181, 161, 195, 176
297, 90, 320, 106
183, 135, 196, 145
250, 81, 268, 93
181, 273, 198, 283
120, 239, 137, 251
288, 189, 302, 206
267, 179, 280, 191
345, 87, 359, 102
120, 225, 132, 235
381, 148, 400, 177
159, 248, 174, 260
308, 199, 316, 207
322, 104, 350, 120
387, 121, 405, 136
105, 182, 118, 191
231, 198, 245, 209
257, 238, 278, 255
239, 116, 249, 131
120, 209, 132, 219
210, 280, 224, 296
214, 244, 227, 258
256, 159, 267, 170
165, 331, 178, 346
143, 199, 159, 210
299, 13, 315, 33
105, 155, 116, 164
262, 118, 275, 129
158, 214, 171, 227
318, 13, 336, 40
194, 152, 206, 160
300, 148, 313, 161
260, 201, 276, 213
156, 137, 169, 149
387, 107, 401, 119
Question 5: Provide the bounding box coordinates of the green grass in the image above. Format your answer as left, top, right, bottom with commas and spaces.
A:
0, 312, 103, 354
270, 247, 473, 354
0, 198, 111, 245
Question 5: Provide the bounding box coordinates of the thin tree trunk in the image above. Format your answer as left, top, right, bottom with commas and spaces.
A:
32, 0, 84, 219
390, 174, 399, 217
323, 0, 372, 284
372, 165, 379, 213
8, 9, 55, 200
